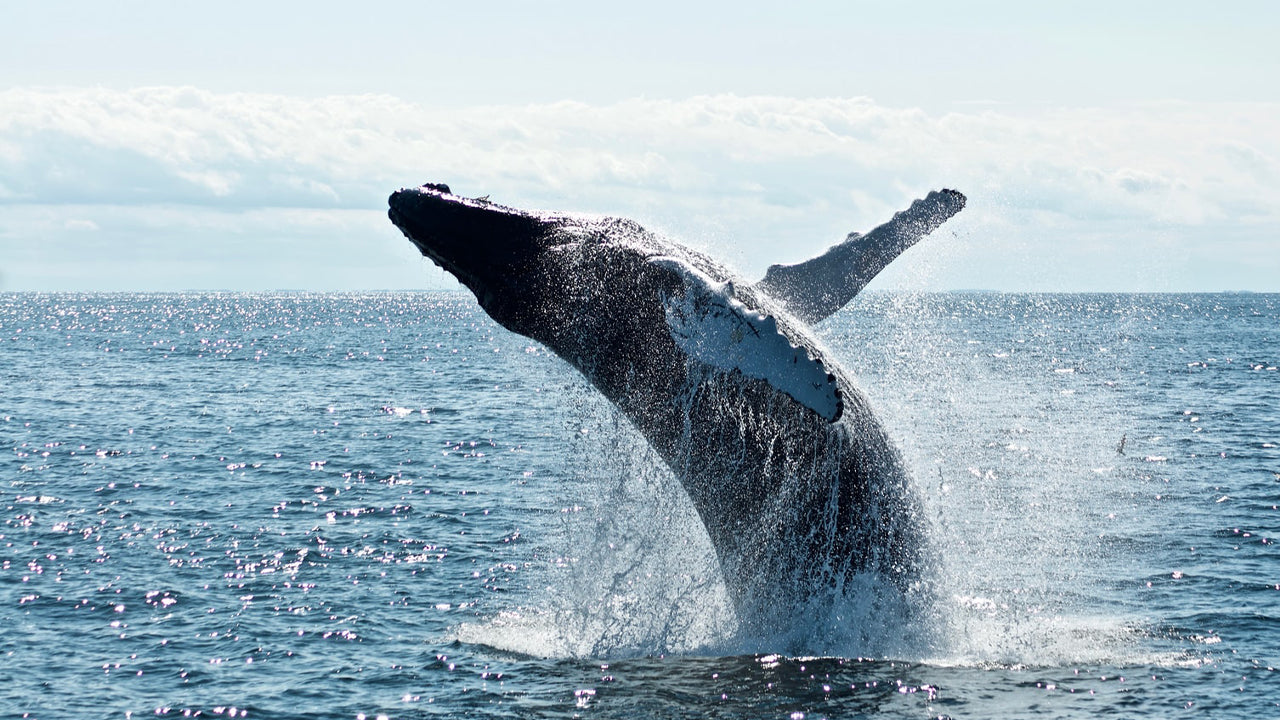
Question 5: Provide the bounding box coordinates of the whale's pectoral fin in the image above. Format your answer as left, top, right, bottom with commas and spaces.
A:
653, 256, 843, 422
755, 188, 966, 324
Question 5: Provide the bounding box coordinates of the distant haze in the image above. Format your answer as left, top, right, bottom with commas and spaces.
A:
2, 1, 1277, 291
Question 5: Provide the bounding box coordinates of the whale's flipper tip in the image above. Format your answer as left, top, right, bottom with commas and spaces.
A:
937, 188, 967, 211
755, 187, 966, 324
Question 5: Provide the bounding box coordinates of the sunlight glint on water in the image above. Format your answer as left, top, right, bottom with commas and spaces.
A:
1, 291, 1277, 718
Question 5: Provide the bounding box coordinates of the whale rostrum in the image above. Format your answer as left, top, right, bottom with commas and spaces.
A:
388, 183, 965, 629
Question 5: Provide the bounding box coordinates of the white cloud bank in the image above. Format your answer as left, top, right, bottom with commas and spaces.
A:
1, 86, 1277, 291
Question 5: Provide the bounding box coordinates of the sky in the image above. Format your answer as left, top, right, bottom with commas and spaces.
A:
1, 1, 1277, 291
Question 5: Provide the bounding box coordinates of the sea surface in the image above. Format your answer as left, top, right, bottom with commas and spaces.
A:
2, 291, 1277, 719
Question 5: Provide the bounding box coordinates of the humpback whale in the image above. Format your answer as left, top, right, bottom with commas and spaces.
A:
388, 183, 965, 630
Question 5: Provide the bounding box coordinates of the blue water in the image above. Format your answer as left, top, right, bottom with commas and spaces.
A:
2, 291, 1277, 718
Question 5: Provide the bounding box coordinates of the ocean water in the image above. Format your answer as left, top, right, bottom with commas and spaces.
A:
1, 291, 1277, 719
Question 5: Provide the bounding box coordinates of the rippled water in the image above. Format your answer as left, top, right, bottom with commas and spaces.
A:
2, 291, 1277, 718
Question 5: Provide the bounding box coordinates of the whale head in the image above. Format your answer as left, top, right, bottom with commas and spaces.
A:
389, 183, 677, 346
388, 183, 568, 327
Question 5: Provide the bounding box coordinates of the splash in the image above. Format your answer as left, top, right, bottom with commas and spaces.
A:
457, 381, 936, 660
838, 291, 1182, 668
457, 291, 1182, 667
457, 384, 734, 658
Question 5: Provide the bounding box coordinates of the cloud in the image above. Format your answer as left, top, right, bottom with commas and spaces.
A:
63, 218, 99, 231
1, 87, 1277, 290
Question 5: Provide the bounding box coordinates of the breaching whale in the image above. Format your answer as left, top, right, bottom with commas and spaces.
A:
388, 183, 965, 629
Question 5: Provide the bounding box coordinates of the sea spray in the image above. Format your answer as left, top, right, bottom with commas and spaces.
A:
461, 376, 940, 659
837, 291, 1177, 667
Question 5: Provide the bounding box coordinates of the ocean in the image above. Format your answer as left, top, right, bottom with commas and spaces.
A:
2, 291, 1277, 718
